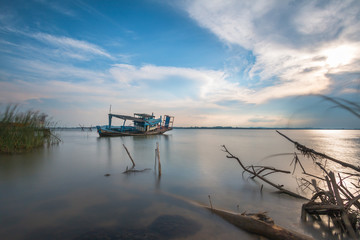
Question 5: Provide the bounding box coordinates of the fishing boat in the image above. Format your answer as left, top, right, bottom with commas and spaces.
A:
96, 113, 174, 137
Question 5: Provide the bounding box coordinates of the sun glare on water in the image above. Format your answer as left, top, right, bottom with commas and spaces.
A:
309, 130, 358, 170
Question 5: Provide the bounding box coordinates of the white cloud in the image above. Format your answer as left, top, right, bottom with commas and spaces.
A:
0, 79, 111, 103
175, 112, 309, 128
11, 59, 108, 84
2, 1, 358, 127
109, 64, 230, 100
0, 58, 329, 127
0, 59, 228, 109
293, 1, 351, 36
184, 0, 360, 104
110, 64, 225, 83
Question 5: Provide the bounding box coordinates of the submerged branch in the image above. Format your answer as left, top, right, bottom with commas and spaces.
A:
123, 167, 151, 174
163, 191, 314, 240
206, 206, 314, 240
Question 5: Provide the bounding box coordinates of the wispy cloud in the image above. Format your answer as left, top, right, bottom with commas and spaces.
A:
32, 33, 113, 59
0, 18, 114, 61
35, 0, 76, 17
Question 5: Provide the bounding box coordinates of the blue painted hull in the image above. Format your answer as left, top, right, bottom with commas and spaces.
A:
96, 125, 172, 137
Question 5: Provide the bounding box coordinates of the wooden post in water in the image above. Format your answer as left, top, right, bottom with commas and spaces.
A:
156, 142, 161, 177
154, 149, 157, 172
208, 195, 213, 209
123, 144, 135, 167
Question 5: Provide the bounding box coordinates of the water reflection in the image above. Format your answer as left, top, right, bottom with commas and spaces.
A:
0, 150, 46, 181
96, 136, 113, 171
0, 129, 359, 239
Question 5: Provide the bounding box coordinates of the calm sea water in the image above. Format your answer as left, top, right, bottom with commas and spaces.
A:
0, 129, 359, 239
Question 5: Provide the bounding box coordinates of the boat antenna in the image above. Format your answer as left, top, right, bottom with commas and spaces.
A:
109, 104, 112, 113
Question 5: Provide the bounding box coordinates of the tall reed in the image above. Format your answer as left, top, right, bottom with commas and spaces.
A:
0, 104, 60, 153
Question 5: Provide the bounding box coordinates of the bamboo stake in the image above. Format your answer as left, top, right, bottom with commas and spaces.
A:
208, 195, 213, 209
156, 142, 161, 177
123, 144, 135, 167
154, 149, 157, 171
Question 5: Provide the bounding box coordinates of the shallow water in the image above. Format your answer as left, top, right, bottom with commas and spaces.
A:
0, 129, 359, 239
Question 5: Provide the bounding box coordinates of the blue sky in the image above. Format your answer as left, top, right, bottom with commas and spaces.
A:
0, 0, 359, 128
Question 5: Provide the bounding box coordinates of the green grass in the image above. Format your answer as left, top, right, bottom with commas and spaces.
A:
0, 104, 60, 153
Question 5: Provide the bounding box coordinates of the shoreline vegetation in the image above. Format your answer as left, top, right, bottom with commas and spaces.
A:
0, 104, 60, 153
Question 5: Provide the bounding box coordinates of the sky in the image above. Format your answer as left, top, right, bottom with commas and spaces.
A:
0, 0, 359, 128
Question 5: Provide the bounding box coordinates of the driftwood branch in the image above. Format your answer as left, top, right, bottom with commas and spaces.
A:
223, 131, 360, 238
222, 145, 307, 200
277, 131, 359, 238
297, 178, 315, 193
292, 153, 325, 180
164, 191, 314, 240
207, 207, 314, 240
301, 172, 358, 238
276, 130, 360, 172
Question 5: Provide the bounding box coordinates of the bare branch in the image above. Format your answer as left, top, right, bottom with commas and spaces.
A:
222, 145, 308, 200
277, 131, 360, 172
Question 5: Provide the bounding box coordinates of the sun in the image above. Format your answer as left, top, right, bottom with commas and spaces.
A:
324, 44, 357, 68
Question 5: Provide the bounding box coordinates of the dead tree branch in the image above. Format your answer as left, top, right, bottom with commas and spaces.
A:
221, 145, 308, 200
276, 131, 360, 172
222, 131, 360, 238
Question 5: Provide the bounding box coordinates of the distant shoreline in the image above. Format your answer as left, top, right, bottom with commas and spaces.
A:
173, 127, 360, 130
52, 127, 360, 130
